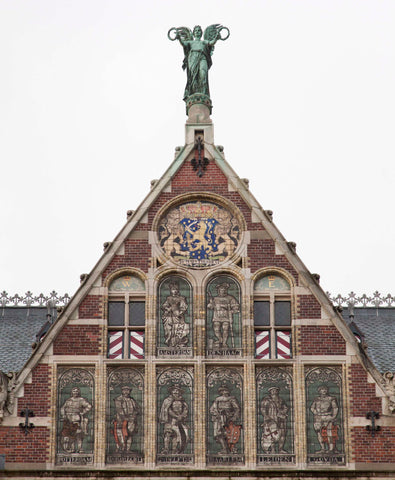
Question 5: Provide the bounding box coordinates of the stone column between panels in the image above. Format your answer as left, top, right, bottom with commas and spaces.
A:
195, 360, 206, 467
245, 360, 256, 467
96, 361, 106, 466
294, 361, 305, 466
145, 360, 156, 467
194, 290, 206, 466
244, 295, 255, 358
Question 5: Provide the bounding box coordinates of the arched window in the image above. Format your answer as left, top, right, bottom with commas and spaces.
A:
107, 274, 145, 360
254, 273, 292, 359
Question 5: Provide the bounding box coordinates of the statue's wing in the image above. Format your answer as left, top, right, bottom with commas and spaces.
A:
204, 24, 222, 42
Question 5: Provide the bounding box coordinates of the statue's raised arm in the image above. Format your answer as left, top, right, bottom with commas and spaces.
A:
168, 24, 230, 114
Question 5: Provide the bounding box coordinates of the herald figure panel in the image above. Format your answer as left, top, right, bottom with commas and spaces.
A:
206, 276, 242, 357
206, 367, 244, 465
305, 367, 345, 465
256, 367, 295, 465
106, 367, 144, 464
56, 368, 95, 466
157, 276, 192, 357
158, 201, 240, 268
157, 367, 194, 465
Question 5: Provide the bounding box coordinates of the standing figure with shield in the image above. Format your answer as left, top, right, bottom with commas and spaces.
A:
210, 385, 241, 454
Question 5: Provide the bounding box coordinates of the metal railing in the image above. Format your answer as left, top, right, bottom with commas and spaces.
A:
326, 291, 395, 308
0, 291, 70, 311
1, 290, 395, 310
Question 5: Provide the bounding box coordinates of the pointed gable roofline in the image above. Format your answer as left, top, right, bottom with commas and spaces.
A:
14, 120, 386, 401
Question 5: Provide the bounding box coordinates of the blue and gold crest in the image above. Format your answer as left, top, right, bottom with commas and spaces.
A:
159, 202, 240, 267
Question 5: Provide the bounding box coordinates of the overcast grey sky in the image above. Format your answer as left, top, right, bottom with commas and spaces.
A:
1, 0, 394, 299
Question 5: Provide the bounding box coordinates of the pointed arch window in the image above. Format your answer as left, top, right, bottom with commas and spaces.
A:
254, 274, 292, 359
107, 274, 145, 360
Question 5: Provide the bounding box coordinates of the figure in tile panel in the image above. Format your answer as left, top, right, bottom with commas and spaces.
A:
106, 367, 144, 464
206, 276, 242, 357
158, 276, 192, 357
157, 367, 194, 465
305, 367, 345, 465
256, 367, 295, 465
207, 367, 244, 465
56, 368, 94, 465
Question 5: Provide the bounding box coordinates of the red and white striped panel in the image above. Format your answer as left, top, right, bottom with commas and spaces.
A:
130, 331, 144, 359
276, 330, 291, 359
108, 331, 123, 359
255, 331, 270, 359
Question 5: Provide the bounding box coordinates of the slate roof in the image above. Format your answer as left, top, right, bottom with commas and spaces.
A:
0, 305, 393, 375
342, 307, 395, 373
0, 307, 56, 372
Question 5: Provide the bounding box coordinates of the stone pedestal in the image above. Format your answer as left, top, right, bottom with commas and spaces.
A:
185, 101, 214, 145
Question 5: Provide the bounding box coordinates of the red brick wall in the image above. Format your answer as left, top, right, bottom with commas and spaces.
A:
18, 364, 51, 416
79, 294, 103, 319
350, 363, 382, 415
102, 239, 151, 279
248, 239, 299, 282
298, 294, 321, 318
299, 325, 346, 355
351, 426, 395, 463
0, 426, 49, 463
172, 160, 229, 196
53, 325, 101, 355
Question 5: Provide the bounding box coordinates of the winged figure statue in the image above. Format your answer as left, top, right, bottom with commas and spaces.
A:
168, 24, 230, 104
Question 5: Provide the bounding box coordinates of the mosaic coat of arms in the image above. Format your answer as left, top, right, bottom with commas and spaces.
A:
158, 201, 241, 268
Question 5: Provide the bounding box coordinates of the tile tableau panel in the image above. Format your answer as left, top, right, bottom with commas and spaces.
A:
256, 366, 295, 465
206, 276, 242, 358
305, 366, 345, 465
106, 367, 144, 465
157, 276, 193, 357
206, 367, 244, 465
156, 367, 194, 465
56, 367, 95, 466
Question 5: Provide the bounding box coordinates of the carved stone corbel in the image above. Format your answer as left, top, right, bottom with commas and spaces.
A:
382, 371, 395, 414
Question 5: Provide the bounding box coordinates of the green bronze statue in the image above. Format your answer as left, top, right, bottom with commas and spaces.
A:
168, 24, 230, 113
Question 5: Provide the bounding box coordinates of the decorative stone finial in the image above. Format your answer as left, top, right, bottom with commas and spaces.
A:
168, 24, 230, 116
80, 273, 89, 283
